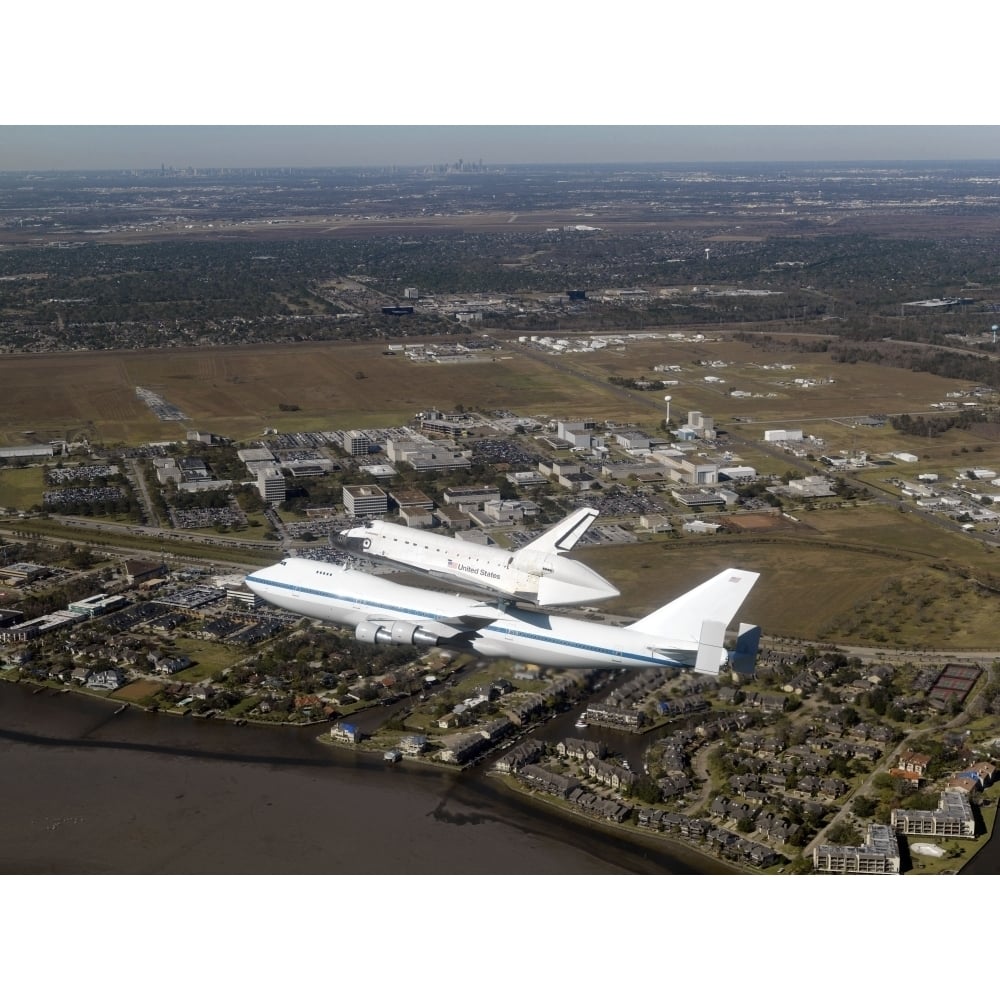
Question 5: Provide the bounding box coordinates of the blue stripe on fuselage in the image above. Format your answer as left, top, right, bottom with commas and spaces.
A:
245, 573, 454, 623
245, 573, 680, 667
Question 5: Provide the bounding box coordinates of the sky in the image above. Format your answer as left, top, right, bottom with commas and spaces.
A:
3, 1, 998, 170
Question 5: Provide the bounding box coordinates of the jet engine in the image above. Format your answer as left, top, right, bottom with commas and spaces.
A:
355, 621, 441, 647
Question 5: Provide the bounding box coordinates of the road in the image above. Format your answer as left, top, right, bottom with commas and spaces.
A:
124, 457, 160, 528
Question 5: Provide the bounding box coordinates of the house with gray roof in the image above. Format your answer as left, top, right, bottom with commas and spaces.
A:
555, 737, 606, 761
493, 740, 545, 774
518, 765, 579, 798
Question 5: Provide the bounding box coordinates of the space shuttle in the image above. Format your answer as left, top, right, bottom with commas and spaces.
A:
338, 506, 621, 607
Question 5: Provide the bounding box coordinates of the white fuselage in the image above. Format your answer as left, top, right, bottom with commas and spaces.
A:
340, 521, 619, 607
245, 558, 713, 670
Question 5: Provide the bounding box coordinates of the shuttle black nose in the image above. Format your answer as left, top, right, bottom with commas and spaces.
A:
334, 533, 366, 555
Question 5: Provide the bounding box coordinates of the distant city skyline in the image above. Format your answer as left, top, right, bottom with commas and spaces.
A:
1, 126, 999, 172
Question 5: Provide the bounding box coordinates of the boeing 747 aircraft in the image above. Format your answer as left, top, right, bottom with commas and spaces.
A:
245, 558, 761, 674
338, 506, 619, 607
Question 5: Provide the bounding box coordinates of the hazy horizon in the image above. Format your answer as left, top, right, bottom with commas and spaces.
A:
1, 126, 999, 172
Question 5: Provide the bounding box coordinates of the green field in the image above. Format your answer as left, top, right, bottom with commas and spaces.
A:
0, 466, 44, 510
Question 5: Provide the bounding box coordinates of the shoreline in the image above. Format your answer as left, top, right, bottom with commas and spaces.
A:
0, 681, 724, 875
484, 769, 741, 874
4, 672, 998, 875
312, 714, 742, 872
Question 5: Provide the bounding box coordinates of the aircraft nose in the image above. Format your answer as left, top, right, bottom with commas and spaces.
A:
336, 528, 366, 554
562, 557, 620, 594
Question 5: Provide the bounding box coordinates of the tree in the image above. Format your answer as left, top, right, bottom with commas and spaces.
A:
629, 775, 662, 804
826, 820, 859, 845
831, 755, 854, 780
852, 795, 877, 818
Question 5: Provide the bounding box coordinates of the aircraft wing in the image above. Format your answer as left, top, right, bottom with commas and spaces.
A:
437, 606, 502, 630
361, 605, 500, 640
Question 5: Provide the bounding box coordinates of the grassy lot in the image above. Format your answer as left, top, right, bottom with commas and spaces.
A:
166, 639, 245, 681
0, 466, 45, 510
112, 679, 163, 703
0, 340, 632, 446
229, 694, 263, 717
565, 334, 983, 420
581, 503, 1000, 648
0, 515, 277, 567
4, 335, 1000, 506
187, 522, 274, 543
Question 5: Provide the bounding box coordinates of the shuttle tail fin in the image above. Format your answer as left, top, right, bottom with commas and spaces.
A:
520, 506, 599, 555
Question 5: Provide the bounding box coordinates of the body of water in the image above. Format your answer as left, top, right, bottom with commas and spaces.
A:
0, 684, 731, 875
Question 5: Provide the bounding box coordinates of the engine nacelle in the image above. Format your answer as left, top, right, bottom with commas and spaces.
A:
354, 620, 440, 647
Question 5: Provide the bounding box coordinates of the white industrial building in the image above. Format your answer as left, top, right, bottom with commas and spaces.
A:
648, 451, 719, 486
385, 433, 471, 472
719, 466, 757, 482
442, 486, 501, 509
344, 430, 372, 457
891, 790, 976, 839
257, 468, 287, 504
67, 594, 128, 618
613, 430, 650, 453
813, 824, 900, 874
237, 447, 276, 464
787, 476, 836, 498
343, 484, 389, 519
0, 444, 55, 460
683, 411, 716, 440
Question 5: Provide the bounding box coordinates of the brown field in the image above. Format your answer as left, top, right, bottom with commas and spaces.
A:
4, 331, 1000, 650
582, 536, 907, 639
2, 332, 995, 461
717, 512, 785, 531
0, 340, 650, 445
5, 202, 998, 249
565, 335, 982, 425
0, 209, 818, 249
580, 502, 1000, 648
113, 680, 162, 702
